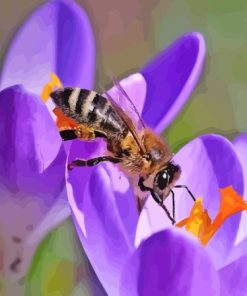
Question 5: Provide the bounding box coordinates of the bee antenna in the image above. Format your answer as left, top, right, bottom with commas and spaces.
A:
174, 185, 196, 201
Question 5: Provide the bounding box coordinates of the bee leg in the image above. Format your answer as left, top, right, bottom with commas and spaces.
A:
68, 159, 86, 170
138, 177, 150, 192
60, 130, 78, 141
58, 124, 106, 142
170, 190, 175, 221
68, 156, 121, 170
75, 125, 105, 141
150, 190, 175, 225
174, 185, 196, 201
138, 178, 175, 224
137, 177, 150, 212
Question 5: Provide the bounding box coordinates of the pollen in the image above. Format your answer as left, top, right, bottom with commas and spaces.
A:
41, 73, 63, 102
176, 186, 247, 246
53, 107, 78, 131
176, 197, 211, 240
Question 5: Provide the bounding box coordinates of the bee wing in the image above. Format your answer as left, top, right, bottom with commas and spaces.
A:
104, 89, 146, 155
105, 76, 146, 132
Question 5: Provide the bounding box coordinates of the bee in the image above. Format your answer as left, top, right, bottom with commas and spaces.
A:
50, 78, 195, 224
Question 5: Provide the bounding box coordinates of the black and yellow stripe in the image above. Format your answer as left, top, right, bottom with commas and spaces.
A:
50, 87, 128, 136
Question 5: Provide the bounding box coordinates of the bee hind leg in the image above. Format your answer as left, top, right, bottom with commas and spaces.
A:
68, 156, 121, 170
60, 129, 78, 141
75, 125, 106, 141
58, 123, 107, 142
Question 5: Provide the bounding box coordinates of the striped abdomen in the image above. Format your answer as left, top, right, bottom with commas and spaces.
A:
50, 87, 128, 137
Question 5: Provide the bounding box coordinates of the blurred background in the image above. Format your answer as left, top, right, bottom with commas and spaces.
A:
0, 0, 247, 295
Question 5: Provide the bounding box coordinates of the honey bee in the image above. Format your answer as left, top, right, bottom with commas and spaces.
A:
50, 78, 195, 224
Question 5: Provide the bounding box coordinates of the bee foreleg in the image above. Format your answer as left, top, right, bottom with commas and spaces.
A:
170, 190, 175, 221
150, 191, 175, 225
138, 177, 176, 224
138, 177, 150, 192
68, 156, 121, 170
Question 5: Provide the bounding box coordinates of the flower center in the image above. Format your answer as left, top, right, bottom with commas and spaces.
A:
176, 186, 247, 245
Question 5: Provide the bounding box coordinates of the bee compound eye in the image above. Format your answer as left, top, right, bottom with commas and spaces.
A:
156, 170, 169, 190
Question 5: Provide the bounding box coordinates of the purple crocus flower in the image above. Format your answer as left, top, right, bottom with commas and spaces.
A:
1, 0, 246, 294
66, 32, 214, 295
67, 93, 247, 294
134, 134, 246, 296
0, 0, 95, 289
65, 29, 247, 294
232, 133, 247, 244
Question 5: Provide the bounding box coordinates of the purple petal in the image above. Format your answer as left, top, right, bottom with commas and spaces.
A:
0, 85, 69, 280
0, 0, 95, 94
67, 140, 134, 296
120, 229, 220, 296
0, 85, 64, 188
103, 164, 138, 244
140, 32, 205, 133
174, 135, 243, 269
224, 236, 247, 268
136, 134, 243, 269
219, 252, 247, 296
135, 196, 170, 247
232, 133, 247, 245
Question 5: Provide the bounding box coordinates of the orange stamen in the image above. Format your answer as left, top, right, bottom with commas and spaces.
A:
176, 198, 211, 240
176, 186, 247, 246
41, 73, 63, 102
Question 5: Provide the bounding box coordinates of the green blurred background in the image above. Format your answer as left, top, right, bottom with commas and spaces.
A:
0, 0, 247, 295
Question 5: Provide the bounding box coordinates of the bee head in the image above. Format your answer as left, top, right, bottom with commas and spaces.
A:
153, 162, 181, 198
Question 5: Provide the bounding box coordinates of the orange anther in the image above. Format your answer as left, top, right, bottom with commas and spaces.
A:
176, 186, 247, 246
41, 73, 63, 102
